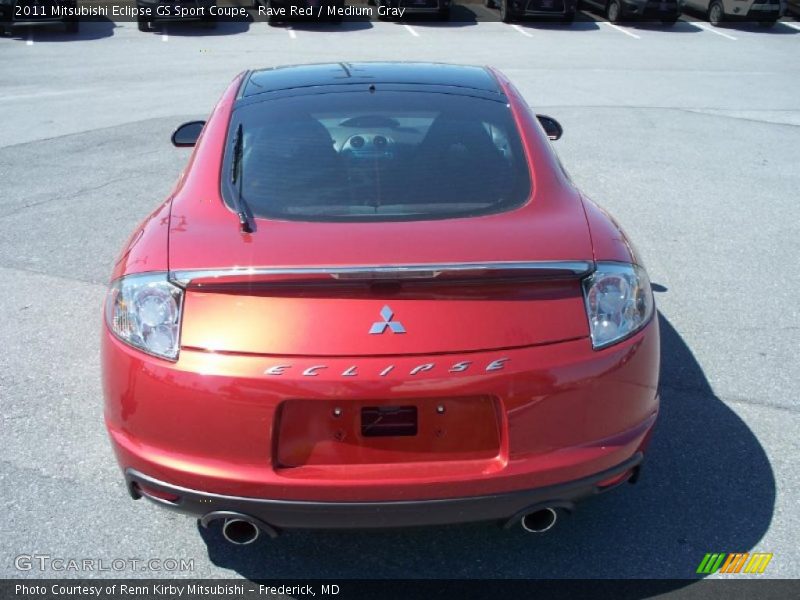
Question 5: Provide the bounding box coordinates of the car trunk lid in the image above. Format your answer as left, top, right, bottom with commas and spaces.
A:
171, 203, 594, 356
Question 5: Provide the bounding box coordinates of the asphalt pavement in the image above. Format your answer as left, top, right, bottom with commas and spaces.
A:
0, 11, 798, 583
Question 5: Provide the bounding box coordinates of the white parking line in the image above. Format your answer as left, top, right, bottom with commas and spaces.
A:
161, 28, 169, 42
511, 24, 533, 38
26, 31, 33, 45
694, 22, 737, 40
603, 21, 640, 39
782, 21, 800, 30
404, 24, 420, 37
287, 26, 296, 39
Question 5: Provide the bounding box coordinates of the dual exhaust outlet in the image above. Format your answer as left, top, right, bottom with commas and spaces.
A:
200, 511, 280, 545
209, 506, 560, 545
222, 518, 261, 545
518, 507, 558, 534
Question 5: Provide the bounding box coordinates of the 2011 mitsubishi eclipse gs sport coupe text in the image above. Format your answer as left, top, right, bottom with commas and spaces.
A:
102, 62, 660, 545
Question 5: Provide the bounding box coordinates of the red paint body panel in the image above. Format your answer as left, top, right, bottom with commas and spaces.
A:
581, 196, 643, 265
102, 65, 660, 524
103, 318, 658, 502
180, 280, 587, 356
110, 200, 171, 281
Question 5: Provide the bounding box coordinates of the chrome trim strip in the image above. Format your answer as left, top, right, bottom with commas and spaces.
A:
169, 261, 595, 286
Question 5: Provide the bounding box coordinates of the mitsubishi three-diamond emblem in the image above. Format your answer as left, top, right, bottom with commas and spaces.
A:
369, 305, 406, 335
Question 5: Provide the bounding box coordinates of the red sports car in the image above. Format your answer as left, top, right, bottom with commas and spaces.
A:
102, 62, 659, 545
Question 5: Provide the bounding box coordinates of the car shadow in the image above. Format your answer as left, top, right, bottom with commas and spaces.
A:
728, 20, 800, 33
511, 12, 602, 30
2, 17, 116, 42
153, 17, 254, 36
198, 311, 775, 586
404, 4, 478, 25
626, 19, 704, 32
285, 16, 374, 31
678, 9, 798, 32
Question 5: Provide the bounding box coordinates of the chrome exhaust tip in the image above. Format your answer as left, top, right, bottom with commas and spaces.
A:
520, 507, 558, 533
222, 518, 260, 545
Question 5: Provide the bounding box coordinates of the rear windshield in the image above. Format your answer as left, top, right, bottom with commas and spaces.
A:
223, 90, 532, 222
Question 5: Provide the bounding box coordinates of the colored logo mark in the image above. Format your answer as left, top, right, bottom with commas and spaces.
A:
696, 552, 773, 574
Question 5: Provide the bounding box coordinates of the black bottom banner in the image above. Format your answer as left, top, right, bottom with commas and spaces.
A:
3, 579, 800, 600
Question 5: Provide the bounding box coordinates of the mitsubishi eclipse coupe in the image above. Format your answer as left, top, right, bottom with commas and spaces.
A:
102, 62, 660, 544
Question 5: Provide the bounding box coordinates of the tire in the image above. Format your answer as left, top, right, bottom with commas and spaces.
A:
137, 15, 150, 31
438, 6, 450, 19
267, 0, 279, 24
708, 0, 724, 25
561, 9, 576, 22
328, 0, 344, 21
606, 0, 622, 22
65, 18, 79, 33
500, 0, 515, 22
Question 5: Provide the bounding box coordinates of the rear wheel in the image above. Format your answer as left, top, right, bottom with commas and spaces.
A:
267, 0, 279, 24
606, 0, 622, 22
500, 0, 515, 22
328, 0, 344, 21
708, 0, 724, 25
137, 15, 151, 31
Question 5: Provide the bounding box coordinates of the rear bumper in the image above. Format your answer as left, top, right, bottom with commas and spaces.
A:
622, 0, 680, 17
126, 452, 643, 529
0, 1, 76, 26
103, 315, 659, 507
745, 6, 782, 18
509, 0, 578, 16
378, 0, 451, 13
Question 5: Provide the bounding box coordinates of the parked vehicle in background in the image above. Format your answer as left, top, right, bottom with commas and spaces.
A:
0, 0, 79, 34
135, 0, 218, 32
680, 0, 784, 26
487, 0, 577, 23
788, 0, 799, 16
372, 0, 452, 21
579, 0, 681, 24
258, 0, 346, 24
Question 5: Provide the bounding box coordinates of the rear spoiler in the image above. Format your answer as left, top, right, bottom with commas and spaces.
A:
169, 261, 595, 288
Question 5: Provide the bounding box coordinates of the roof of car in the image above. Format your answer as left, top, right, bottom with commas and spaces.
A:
242, 62, 501, 98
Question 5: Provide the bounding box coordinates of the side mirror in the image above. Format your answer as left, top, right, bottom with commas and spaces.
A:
171, 121, 205, 147
536, 114, 563, 141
